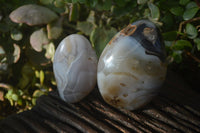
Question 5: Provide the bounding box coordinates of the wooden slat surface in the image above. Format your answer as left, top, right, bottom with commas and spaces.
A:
0, 71, 200, 133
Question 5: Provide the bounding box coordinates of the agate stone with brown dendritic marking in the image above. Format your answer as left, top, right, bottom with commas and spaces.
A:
97, 20, 167, 110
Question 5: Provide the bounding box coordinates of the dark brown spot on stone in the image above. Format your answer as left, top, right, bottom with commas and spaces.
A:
103, 95, 126, 108
120, 83, 126, 87
131, 66, 136, 71
123, 94, 128, 97
107, 86, 121, 96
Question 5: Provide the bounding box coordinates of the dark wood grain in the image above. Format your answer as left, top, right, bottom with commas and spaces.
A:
0, 71, 200, 133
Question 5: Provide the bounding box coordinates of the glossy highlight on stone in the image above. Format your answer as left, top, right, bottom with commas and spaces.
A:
97, 20, 167, 110
53, 34, 97, 103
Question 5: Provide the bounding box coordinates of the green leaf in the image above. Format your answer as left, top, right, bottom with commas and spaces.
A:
194, 38, 200, 50
172, 40, 192, 50
186, 2, 198, 9
13, 43, 21, 63
30, 28, 49, 52
11, 94, 18, 101
183, 7, 199, 20
102, 0, 112, 10
183, 2, 199, 20
179, 0, 190, 5
148, 2, 160, 21
162, 31, 177, 41
0, 46, 5, 55
17, 99, 23, 106
137, 0, 148, 5
11, 29, 23, 41
90, 27, 117, 57
170, 6, 184, 16
33, 90, 45, 98
32, 90, 45, 105
69, 3, 80, 22
44, 42, 55, 61
87, 10, 96, 25
17, 64, 34, 89
54, 0, 65, 7
77, 21, 94, 35
40, 70, 45, 85
35, 70, 40, 78
172, 50, 183, 63
186, 23, 198, 39
47, 17, 63, 40
9, 4, 58, 26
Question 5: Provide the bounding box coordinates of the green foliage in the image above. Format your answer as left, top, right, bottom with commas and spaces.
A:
0, 0, 200, 118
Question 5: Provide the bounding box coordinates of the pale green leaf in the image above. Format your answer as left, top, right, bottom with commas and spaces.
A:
54, 0, 65, 7
194, 38, 200, 50
30, 28, 49, 52
44, 42, 55, 61
32, 90, 45, 105
11, 30, 23, 41
47, 17, 63, 40
40, 70, 45, 85
9, 4, 58, 26
90, 27, 117, 57
13, 43, 20, 63
148, 2, 160, 21
87, 10, 96, 25
183, 7, 199, 20
69, 3, 80, 22
77, 21, 94, 35
11, 94, 18, 101
186, 23, 198, 39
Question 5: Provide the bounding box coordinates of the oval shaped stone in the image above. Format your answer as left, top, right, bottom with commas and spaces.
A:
53, 34, 97, 103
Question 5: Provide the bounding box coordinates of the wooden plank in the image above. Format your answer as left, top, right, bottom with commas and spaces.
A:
0, 71, 200, 132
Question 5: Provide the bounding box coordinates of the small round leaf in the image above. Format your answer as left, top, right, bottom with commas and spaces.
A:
30, 28, 49, 52
148, 2, 160, 21
9, 4, 58, 26
186, 23, 198, 39
13, 43, 21, 63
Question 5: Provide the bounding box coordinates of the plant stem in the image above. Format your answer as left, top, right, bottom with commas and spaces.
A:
185, 51, 200, 63
178, 17, 200, 33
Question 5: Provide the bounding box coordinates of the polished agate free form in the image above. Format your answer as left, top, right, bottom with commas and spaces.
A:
53, 34, 97, 103
97, 20, 167, 110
